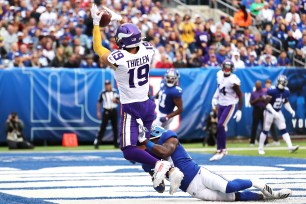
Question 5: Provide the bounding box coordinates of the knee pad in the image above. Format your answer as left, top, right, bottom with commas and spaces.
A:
280, 129, 287, 135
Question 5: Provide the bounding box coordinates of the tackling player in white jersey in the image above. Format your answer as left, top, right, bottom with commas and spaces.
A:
258, 75, 299, 155
90, 4, 181, 188
210, 59, 243, 161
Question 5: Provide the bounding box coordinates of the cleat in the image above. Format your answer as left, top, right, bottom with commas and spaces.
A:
168, 167, 184, 195
275, 189, 291, 199
209, 149, 227, 161
258, 148, 265, 155
152, 160, 171, 188
289, 145, 299, 153
252, 180, 274, 198
271, 141, 281, 146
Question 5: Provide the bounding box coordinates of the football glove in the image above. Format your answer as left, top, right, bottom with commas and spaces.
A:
211, 98, 218, 110
136, 118, 148, 143
103, 6, 123, 21
90, 4, 103, 26
159, 116, 168, 123
233, 110, 242, 122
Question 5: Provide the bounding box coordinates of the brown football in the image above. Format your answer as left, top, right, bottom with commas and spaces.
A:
99, 10, 112, 27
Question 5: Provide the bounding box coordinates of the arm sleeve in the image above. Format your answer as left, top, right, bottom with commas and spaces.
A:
97, 92, 103, 103
93, 26, 111, 58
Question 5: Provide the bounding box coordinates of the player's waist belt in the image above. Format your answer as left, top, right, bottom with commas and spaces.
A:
104, 108, 117, 111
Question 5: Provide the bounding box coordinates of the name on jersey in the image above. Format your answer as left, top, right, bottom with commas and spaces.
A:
127, 55, 149, 68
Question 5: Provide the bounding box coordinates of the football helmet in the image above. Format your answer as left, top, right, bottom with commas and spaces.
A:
221, 59, 234, 76
150, 125, 166, 140
165, 68, 180, 87
115, 23, 142, 49
277, 75, 288, 89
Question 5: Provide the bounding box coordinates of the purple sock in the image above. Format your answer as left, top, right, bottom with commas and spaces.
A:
122, 146, 158, 166
217, 124, 226, 150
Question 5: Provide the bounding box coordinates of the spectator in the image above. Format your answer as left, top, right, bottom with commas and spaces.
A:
12, 52, 24, 68
155, 55, 174, 69
277, 50, 291, 66
50, 47, 65, 68
81, 54, 98, 68
195, 24, 210, 55
19, 44, 32, 67
188, 49, 204, 68
273, 23, 288, 49
43, 41, 55, 62
30, 53, 43, 68
290, 22, 302, 40
75, 26, 90, 49
64, 54, 80, 68
239, 46, 249, 62
0, 36, 7, 59
59, 36, 73, 60
245, 52, 259, 67
231, 51, 245, 68
296, 34, 306, 60
261, 24, 273, 45
205, 54, 219, 68
215, 16, 231, 35
216, 46, 229, 64
2, 24, 17, 52
179, 14, 196, 52
259, 45, 277, 65
284, 30, 299, 60
250, 0, 264, 16
253, 32, 265, 56
262, 55, 277, 67
257, 2, 274, 28
233, 4, 252, 29
173, 53, 187, 68
39, 2, 58, 27
5, 112, 34, 150
285, 3, 301, 25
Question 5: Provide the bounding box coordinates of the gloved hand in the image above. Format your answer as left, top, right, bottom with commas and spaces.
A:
211, 98, 218, 110
159, 116, 168, 123
136, 118, 148, 143
90, 4, 103, 26
103, 6, 123, 21
290, 110, 295, 118
233, 110, 242, 122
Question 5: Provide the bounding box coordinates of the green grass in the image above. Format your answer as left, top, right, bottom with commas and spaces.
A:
0, 140, 305, 159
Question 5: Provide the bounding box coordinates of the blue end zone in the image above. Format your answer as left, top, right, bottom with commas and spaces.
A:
0, 192, 55, 204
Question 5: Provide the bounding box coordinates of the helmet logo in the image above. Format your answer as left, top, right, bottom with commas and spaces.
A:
117, 32, 133, 41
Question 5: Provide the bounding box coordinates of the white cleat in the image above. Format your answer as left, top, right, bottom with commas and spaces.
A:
289, 145, 299, 153
274, 188, 292, 199
258, 148, 265, 155
209, 150, 227, 161
252, 180, 274, 198
168, 167, 184, 195
153, 160, 171, 188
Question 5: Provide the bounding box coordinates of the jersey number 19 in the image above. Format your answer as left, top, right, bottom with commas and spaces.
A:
128, 64, 149, 88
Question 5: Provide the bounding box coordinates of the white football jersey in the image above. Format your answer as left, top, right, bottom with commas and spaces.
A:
107, 42, 155, 104
216, 70, 241, 106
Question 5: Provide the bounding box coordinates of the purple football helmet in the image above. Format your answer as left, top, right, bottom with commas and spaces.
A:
115, 23, 142, 49
221, 59, 234, 75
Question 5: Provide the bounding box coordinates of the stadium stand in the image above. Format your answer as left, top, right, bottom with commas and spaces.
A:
0, 0, 305, 69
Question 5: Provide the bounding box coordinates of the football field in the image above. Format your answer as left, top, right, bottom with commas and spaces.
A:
0, 148, 305, 204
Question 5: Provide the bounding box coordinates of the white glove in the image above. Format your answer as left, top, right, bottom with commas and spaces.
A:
103, 6, 123, 21
211, 98, 218, 110
233, 110, 242, 122
136, 118, 148, 143
90, 4, 103, 26
290, 110, 295, 117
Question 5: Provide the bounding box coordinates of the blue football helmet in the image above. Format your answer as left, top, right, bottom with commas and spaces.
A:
221, 59, 234, 75
115, 23, 142, 49
150, 125, 166, 140
277, 75, 288, 89
165, 68, 180, 87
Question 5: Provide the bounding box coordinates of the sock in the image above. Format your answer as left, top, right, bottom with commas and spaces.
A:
217, 124, 226, 150
122, 146, 158, 166
258, 132, 267, 149
235, 191, 263, 201
226, 179, 252, 193
282, 133, 292, 148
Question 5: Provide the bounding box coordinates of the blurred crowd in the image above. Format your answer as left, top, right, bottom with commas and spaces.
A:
0, 0, 305, 69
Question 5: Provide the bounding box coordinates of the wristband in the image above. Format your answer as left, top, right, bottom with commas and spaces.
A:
146, 141, 155, 151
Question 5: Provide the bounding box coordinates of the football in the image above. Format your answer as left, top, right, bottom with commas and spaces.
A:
99, 10, 112, 27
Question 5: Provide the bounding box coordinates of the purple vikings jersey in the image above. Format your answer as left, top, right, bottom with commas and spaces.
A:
142, 130, 200, 192
158, 80, 182, 114
267, 86, 290, 112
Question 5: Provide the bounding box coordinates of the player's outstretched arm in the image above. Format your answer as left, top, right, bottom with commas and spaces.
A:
284, 99, 295, 117
91, 4, 111, 62
167, 98, 183, 119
